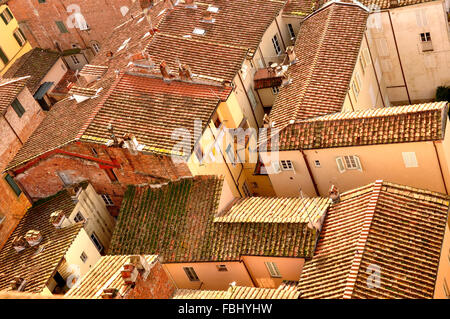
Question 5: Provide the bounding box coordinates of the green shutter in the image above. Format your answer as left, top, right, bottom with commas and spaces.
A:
5, 174, 22, 197
0, 47, 8, 64
11, 99, 25, 117
55, 21, 68, 33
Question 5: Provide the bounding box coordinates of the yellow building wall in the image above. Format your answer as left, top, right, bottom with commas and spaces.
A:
0, 5, 32, 76
241, 256, 305, 288
163, 261, 254, 290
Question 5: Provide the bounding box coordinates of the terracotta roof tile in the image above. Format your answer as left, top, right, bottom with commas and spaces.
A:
0, 189, 84, 293
173, 285, 301, 299
283, 0, 315, 17
297, 181, 450, 299
108, 176, 326, 262
3, 48, 61, 94
270, 2, 369, 127
270, 102, 448, 151
0, 76, 30, 114
66, 255, 158, 299
79, 65, 109, 78
353, 0, 435, 10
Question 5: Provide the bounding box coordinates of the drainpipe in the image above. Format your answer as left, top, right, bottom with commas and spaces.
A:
363, 32, 386, 108
237, 72, 259, 129
432, 141, 449, 195
387, 10, 411, 104
300, 150, 319, 196
239, 258, 258, 287
1, 113, 23, 145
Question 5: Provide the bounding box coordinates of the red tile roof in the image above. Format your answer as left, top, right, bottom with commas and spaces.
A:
297, 181, 450, 299
109, 176, 327, 262
355, 0, 435, 9
263, 102, 448, 151
283, 0, 315, 17
0, 76, 30, 114
0, 189, 84, 293
269, 2, 369, 128
3, 48, 61, 95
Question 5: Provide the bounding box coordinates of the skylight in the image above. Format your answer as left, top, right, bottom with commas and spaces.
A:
193, 28, 205, 35
207, 6, 219, 13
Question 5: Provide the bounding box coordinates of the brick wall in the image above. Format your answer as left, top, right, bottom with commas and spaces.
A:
7, 0, 134, 52
13, 141, 191, 216
124, 260, 176, 299
0, 87, 44, 249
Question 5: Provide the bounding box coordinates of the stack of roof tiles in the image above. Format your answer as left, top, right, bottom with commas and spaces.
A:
108, 176, 331, 261
0, 187, 85, 293
269, 2, 369, 128
0, 76, 30, 114
297, 180, 450, 299
3, 48, 61, 95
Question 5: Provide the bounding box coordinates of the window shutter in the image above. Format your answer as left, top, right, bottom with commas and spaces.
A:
0, 12, 7, 24
354, 155, 363, 171
0, 47, 9, 64
11, 99, 25, 117
336, 157, 345, 173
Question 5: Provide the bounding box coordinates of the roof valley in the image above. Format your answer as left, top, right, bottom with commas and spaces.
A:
342, 180, 383, 299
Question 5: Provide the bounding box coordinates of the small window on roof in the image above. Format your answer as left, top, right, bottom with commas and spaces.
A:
193, 28, 205, 35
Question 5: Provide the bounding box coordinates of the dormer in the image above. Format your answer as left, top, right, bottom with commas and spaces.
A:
50, 210, 71, 229
24, 230, 42, 247
12, 236, 27, 252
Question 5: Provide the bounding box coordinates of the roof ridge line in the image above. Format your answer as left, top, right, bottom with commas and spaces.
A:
75, 72, 125, 140
342, 179, 383, 299
0, 75, 31, 88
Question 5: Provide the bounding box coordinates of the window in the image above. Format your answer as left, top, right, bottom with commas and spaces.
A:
90, 232, 104, 253
105, 168, 118, 182
91, 42, 101, 54
183, 267, 199, 281
314, 160, 321, 168
336, 156, 362, 172
0, 7, 13, 25
0, 47, 8, 65
272, 86, 279, 95
287, 23, 295, 39
70, 55, 80, 65
4, 174, 21, 196
247, 88, 257, 109
74, 211, 85, 223
91, 147, 98, 157
13, 29, 26, 47
11, 99, 25, 117
444, 279, 450, 299
193, 28, 205, 35
420, 32, 431, 42
55, 21, 68, 33
57, 171, 72, 186
80, 251, 87, 263
402, 152, 418, 168
280, 160, 294, 171
355, 71, 363, 90
194, 144, 204, 163
265, 262, 281, 278
212, 113, 222, 129
272, 35, 282, 55
217, 265, 228, 272
101, 194, 114, 206
38, 0, 46, 3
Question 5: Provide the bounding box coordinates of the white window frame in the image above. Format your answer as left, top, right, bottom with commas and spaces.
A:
101, 194, 114, 206
402, 152, 418, 168
80, 251, 88, 263
70, 55, 80, 65
272, 86, 279, 95
74, 211, 85, 223
280, 160, 294, 171
90, 232, 104, 253
272, 35, 282, 55
265, 261, 281, 278
420, 32, 431, 42
336, 156, 362, 172
91, 42, 101, 54
183, 267, 199, 281
314, 160, 321, 168
13, 29, 26, 46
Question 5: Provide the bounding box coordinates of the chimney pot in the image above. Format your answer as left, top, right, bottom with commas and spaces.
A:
24, 230, 43, 247
202, 10, 214, 22
50, 210, 69, 228
10, 276, 26, 291
121, 263, 138, 285
101, 287, 119, 299
12, 236, 27, 252
329, 185, 340, 204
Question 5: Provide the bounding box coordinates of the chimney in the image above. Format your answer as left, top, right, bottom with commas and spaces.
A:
178, 64, 193, 81
389, 0, 399, 7
101, 288, 119, 299
121, 263, 139, 285
50, 210, 71, 228
202, 10, 214, 23
24, 230, 43, 247
285, 46, 297, 64
67, 185, 83, 202
129, 255, 151, 279
122, 133, 141, 155
12, 236, 27, 252
160, 60, 175, 81
263, 114, 271, 128
329, 185, 340, 204
10, 276, 26, 291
